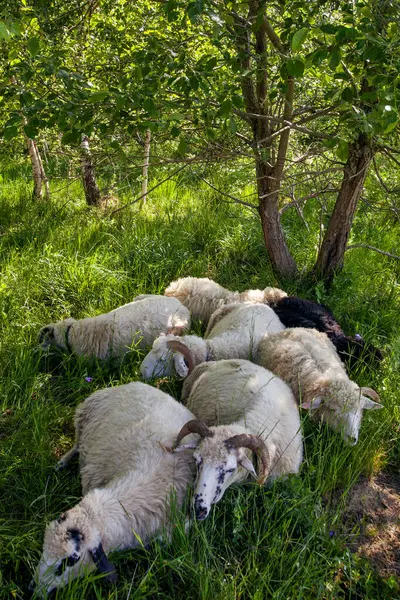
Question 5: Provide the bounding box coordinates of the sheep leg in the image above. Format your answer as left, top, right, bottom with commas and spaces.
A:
55, 444, 79, 471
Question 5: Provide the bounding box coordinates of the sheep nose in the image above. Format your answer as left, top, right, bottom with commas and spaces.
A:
347, 435, 357, 446
195, 506, 209, 520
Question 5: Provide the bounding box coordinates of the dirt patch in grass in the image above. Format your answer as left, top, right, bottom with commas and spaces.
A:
344, 473, 400, 579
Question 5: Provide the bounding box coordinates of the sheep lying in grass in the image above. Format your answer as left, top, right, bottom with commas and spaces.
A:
165, 276, 286, 324
171, 359, 302, 520
140, 302, 285, 380
30, 382, 196, 598
269, 295, 383, 369
255, 328, 382, 445
38, 295, 190, 360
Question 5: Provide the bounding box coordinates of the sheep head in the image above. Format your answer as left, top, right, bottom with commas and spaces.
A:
140, 334, 204, 380
38, 319, 74, 352
300, 379, 382, 445
30, 507, 117, 598
174, 422, 270, 520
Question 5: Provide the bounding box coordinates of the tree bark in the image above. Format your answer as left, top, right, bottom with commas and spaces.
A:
233, 3, 297, 279
257, 159, 298, 277
81, 135, 101, 206
140, 128, 151, 208
26, 136, 49, 200
314, 134, 374, 281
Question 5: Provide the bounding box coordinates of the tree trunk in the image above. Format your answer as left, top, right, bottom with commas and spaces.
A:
257, 159, 298, 277
26, 136, 49, 200
81, 135, 101, 206
314, 134, 374, 281
140, 128, 151, 208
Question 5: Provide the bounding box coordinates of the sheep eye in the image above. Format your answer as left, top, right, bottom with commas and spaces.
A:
55, 555, 80, 576
226, 468, 235, 474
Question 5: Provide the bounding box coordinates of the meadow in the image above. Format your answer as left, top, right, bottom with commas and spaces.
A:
0, 161, 399, 599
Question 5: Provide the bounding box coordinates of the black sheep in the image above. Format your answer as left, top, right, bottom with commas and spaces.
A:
270, 296, 383, 369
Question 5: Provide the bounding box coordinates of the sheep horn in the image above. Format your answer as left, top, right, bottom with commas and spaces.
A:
360, 387, 380, 402
174, 419, 213, 448
225, 434, 270, 485
166, 340, 195, 374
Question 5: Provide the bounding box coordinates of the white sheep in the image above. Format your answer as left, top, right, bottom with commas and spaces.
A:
172, 359, 303, 520
165, 276, 286, 324
38, 295, 190, 360
30, 381, 196, 598
255, 327, 382, 445
140, 302, 285, 380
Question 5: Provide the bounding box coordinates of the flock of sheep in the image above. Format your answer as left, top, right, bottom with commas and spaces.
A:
31, 277, 383, 597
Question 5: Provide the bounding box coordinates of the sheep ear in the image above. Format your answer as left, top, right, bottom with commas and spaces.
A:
239, 455, 257, 477
90, 543, 118, 583
361, 397, 383, 411
174, 354, 189, 378
300, 396, 323, 410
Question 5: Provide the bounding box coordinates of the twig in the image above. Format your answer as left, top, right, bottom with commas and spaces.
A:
109, 156, 201, 216
346, 244, 400, 260
198, 177, 258, 211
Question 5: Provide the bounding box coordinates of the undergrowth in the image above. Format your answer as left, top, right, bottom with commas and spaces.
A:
0, 168, 399, 599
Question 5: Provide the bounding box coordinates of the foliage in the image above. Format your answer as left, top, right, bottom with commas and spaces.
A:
0, 169, 399, 598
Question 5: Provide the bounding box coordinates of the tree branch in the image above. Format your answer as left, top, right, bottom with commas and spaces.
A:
346, 244, 400, 260
197, 177, 258, 211
262, 15, 286, 53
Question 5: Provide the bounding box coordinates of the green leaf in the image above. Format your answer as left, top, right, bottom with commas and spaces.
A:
323, 137, 338, 149
219, 99, 232, 117
0, 21, 11, 40
228, 116, 237, 134
27, 37, 40, 57
23, 124, 38, 139
329, 50, 340, 70
337, 140, 348, 162
3, 126, 20, 140
171, 125, 180, 138
177, 137, 188, 155
388, 22, 398, 38
341, 88, 353, 103
61, 130, 80, 145
319, 24, 337, 35
170, 112, 185, 121
87, 91, 109, 103
286, 58, 305, 77
310, 49, 327, 66
291, 28, 308, 52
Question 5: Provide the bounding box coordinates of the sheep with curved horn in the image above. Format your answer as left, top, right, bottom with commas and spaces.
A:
256, 327, 383, 445
173, 359, 303, 520
140, 302, 285, 380
31, 382, 197, 597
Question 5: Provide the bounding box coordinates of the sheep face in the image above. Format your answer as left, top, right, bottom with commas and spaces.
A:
191, 430, 256, 520
140, 334, 190, 379
301, 381, 382, 445
38, 320, 73, 351
31, 509, 116, 598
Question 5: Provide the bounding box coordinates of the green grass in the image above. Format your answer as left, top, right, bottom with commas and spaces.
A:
0, 167, 399, 599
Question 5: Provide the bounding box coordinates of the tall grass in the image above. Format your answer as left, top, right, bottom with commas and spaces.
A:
0, 169, 399, 599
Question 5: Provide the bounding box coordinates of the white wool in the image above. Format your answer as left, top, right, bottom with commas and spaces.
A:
165, 276, 286, 324
140, 302, 285, 380
256, 327, 382, 444
38, 295, 190, 360
33, 382, 196, 597
179, 359, 303, 519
